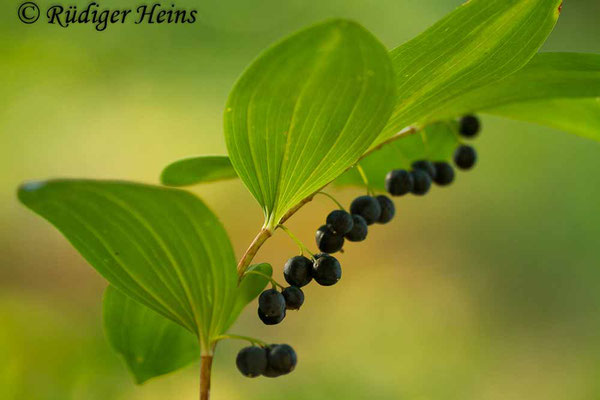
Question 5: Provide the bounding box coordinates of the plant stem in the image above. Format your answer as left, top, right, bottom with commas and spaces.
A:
200, 355, 213, 400
214, 334, 268, 346
243, 270, 285, 290
355, 164, 374, 195
277, 224, 315, 257
237, 228, 271, 278
315, 191, 346, 210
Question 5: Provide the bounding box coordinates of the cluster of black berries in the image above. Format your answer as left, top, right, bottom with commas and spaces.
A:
386, 115, 480, 196
236, 344, 297, 378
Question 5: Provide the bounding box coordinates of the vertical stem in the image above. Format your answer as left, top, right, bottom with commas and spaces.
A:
200, 355, 213, 400
237, 228, 272, 278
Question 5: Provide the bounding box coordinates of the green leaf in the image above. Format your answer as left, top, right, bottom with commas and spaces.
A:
103, 286, 199, 384
335, 122, 459, 190
160, 155, 238, 187
225, 263, 272, 330
224, 19, 395, 230
375, 0, 562, 146
487, 97, 600, 142
18, 180, 238, 351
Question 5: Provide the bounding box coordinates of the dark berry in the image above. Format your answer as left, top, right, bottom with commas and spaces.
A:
385, 169, 413, 196
258, 308, 286, 325
326, 210, 354, 235
432, 162, 455, 186
459, 115, 481, 138
411, 169, 432, 196
266, 344, 297, 375
258, 289, 285, 317
236, 346, 267, 377
315, 225, 344, 254
375, 195, 395, 224
345, 214, 368, 242
412, 160, 437, 180
312, 254, 341, 286
282, 286, 304, 310
454, 145, 477, 170
350, 196, 381, 225
283, 256, 313, 287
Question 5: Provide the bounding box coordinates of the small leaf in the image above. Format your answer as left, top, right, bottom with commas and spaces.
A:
375, 0, 562, 146
225, 19, 395, 229
225, 263, 272, 330
335, 122, 459, 190
18, 180, 238, 350
160, 155, 238, 187
103, 286, 199, 384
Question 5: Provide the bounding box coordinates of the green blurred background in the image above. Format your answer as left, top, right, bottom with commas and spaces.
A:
2, 1, 600, 399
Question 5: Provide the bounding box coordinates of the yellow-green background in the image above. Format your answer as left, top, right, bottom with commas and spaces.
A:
2, 1, 600, 399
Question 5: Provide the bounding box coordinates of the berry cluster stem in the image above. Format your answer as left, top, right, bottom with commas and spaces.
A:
277, 224, 315, 258
315, 191, 346, 210
243, 270, 285, 290
214, 334, 268, 347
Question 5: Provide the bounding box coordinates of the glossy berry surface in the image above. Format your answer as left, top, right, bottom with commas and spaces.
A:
258, 308, 286, 325
266, 344, 297, 375
315, 225, 344, 253
385, 169, 413, 196
282, 286, 304, 310
283, 256, 313, 287
459, 115, 481, 138
326, 209, 354, 235
432, 162, 455, 186
344, 214, 368, 242
312, 254, 342, 286
411, 169, 432, 196
236, 346, 267, 378
350, 195, 381, 225
376, 195, 395, 224
454, 145, 477, 170
258, 289, 285, 317
412, 160, 437, 180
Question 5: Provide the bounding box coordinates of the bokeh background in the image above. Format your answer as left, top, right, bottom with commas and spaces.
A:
2, 0, 600, 399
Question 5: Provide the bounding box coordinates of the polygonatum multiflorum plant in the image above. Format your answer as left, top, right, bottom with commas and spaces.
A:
17, 1, 600, 399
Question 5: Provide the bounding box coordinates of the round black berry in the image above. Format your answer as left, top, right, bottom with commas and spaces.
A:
411, 169, 432, 196
459, 115, 481, 138
432, 162, 455, 186
345, 214, 368, 242
282, 286, 304, 310
312, 254, 342, 286
386, 169, 413, 196
283, 256, 313, 287
315, 225, 344, 254
266, 344, 297, 375
236, 346, 267, 378
412, 160, 437, 180
258, 289, 285, 317
350, 195, 381, 225
454, 145, 477, 170
258, 308, 286, 325
326, 209, 354, 235
375, 195, 395, 224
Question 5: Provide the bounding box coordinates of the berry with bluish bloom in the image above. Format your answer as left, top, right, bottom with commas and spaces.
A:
376, 195, 395, 224
326, 210, 354, 235
411, 169, 432, 196
258, 308, 286, 325
258, 289, 285, 317
266, 344, 297, 375
412, 160, 437, 180
236, 346, 267, 378
432, 162, 455, 186
315, 225, 344, 253
283, 256, 313, 287
282, 286, 304, 310
459, 115, 481, 138
344, 214, 368, 242
454, 145, 477, 170
386, 169, 413, 196
312, 254, 342, 286
350, 195, 381, 225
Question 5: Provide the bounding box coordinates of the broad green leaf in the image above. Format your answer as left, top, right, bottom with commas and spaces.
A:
103, 286, 199, 384
161, 155, 238, 187
487, 97, 600, 142
18, 180, 238, 350
335, 122, 459, 190
224, 19, 395, 230
225, 263, 272, 330
375, 0, 562, 146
